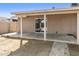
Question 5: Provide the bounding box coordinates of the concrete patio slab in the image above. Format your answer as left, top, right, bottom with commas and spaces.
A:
2, 32, 77, 44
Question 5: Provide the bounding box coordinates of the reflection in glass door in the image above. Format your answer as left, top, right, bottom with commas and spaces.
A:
35, 18, 47, 32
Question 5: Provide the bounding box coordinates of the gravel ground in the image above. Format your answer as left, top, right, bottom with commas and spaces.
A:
0, 36, 79, 56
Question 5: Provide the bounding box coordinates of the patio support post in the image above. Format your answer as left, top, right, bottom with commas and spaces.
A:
77, 12, 79, 44
20, 16, 23, 47
44, 14, 47, 40
20, 17, 23, 38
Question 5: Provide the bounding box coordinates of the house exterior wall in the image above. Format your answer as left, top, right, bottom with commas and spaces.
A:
47, 14, 77, 35
18, 13, 77, 36
17, 15, 44, 32
22, 16, 35, 32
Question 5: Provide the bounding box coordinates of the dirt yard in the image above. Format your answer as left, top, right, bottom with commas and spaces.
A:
0, 35, 79, 56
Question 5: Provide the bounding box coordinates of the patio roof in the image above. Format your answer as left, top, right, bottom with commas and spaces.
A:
11, 7, 79, 16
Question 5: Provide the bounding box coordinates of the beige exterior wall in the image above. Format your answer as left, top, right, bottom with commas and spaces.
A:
18, 15, 44, 32
47, 14, 77, 35
18, 13, 77, 36
23, 15, 44, 32
0, 21, 9, 34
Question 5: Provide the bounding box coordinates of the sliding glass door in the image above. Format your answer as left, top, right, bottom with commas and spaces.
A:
35, 18, 47, 32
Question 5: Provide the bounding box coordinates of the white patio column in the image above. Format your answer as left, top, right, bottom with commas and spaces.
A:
20, 16, 23, 47
44, 14, 47, 40
20, 16, 23, 38
77, 12, 79, 44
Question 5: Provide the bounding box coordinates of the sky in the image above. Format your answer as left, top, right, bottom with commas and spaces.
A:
0, 3, 71, 18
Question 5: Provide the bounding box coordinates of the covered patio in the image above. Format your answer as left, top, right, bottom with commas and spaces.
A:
2, 8, 79, 45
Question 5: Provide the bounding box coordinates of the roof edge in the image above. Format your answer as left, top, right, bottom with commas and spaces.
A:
11, 7, 79, 15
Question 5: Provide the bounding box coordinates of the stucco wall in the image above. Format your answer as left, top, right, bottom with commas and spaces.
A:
47, 14, 77, 35
9, 22, 17, 32
18, 13, 77, 35
17, 15, 43, 33
0, 21, 9, 34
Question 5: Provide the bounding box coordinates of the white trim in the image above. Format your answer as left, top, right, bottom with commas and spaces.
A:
44, 14, 47, 40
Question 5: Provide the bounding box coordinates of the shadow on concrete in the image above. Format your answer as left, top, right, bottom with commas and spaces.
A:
8, 40, 53, 56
